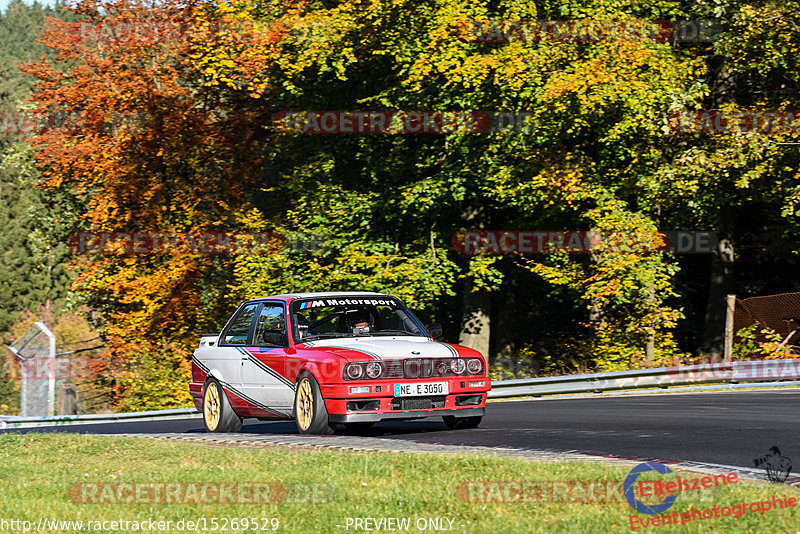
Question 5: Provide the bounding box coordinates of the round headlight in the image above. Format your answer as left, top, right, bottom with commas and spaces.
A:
345, 363, 364, 380
467, 358, 483, 374
435, 360, 449, 375
365, 362, 383, 379
450, 359, 466, 374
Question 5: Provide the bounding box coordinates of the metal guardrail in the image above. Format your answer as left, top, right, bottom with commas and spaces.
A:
487, 359, 800, 398
2, 359, 799, 427
0, 408, 200, 429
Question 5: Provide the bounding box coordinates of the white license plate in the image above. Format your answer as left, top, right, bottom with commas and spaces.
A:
394, 382, 449, 397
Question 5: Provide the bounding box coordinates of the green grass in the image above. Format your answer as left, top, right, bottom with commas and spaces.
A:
0, 433, 797, 533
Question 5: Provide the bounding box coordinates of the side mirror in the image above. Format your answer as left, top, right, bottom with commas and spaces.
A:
260, 330, 287, 346
426, 323, 443, 339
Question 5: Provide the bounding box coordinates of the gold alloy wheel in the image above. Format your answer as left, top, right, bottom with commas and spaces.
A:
204, 382, 221, 431
296, 378, 314, 431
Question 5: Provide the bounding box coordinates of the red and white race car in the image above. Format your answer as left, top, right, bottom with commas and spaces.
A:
190, 292, 490, 434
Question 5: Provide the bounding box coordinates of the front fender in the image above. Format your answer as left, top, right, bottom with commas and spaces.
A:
292, 360, 343, 418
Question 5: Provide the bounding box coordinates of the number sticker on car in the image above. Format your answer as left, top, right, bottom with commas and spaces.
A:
394, 382, 449, 397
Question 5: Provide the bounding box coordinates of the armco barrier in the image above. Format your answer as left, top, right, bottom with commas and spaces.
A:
487, 359, 800, 398
1, 360, 799, 427
0, 408, 199, 429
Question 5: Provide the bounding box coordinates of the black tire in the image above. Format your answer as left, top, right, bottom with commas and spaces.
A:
203, 378, 242, 433
443, 415, 482, 429
294, 373, 335, 435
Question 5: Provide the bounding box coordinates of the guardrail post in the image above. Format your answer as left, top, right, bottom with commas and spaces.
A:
724, 294, 735, 362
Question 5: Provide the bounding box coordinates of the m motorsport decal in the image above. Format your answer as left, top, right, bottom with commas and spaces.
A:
299, 298, 398, 309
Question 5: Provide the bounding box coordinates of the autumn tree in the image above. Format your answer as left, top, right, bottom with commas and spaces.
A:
23, 0, 800, 412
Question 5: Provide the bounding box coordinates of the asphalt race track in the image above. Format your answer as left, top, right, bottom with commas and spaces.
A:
3, 390, 798, 470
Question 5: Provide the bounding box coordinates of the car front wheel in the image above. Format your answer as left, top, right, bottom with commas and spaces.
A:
203, 378, 242, 433
294, 374, 335, 435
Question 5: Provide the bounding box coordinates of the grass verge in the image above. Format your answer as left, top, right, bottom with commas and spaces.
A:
0, 433, 797, 533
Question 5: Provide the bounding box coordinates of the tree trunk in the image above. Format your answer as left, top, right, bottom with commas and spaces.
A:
459, 273, 491, 358
458, 203, 492, 358
698, 58, 737, 361
701, 235, 734, 360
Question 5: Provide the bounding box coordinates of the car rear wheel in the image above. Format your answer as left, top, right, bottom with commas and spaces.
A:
294, 374, 335, 435
442, 415, 482, 429
203, 378, 242, 433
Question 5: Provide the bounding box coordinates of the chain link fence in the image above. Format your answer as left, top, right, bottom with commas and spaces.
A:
733, 292, 800, 356
5, 322, 108, 416
7, 322, 55, 417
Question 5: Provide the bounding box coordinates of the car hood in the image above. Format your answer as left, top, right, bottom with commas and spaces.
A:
300, 336, 463, 361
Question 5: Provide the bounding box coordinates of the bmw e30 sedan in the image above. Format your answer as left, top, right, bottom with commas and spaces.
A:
190, 292, 491, 434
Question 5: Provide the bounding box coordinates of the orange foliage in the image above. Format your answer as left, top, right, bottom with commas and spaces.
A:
22, 0, 274, 407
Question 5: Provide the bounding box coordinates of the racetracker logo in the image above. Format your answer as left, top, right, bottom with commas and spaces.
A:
272, 111, 561, 134
668, 111, 800, 134
1, 356, 95, 381
458, 20, 718, 43
451, 231, 717, 254
456, 481, 629, 503
67, 232, 329, 255
69, 482, 334, 504
273, 111, 491, 134
69, 18, 337, 45
0, 110, 148, 136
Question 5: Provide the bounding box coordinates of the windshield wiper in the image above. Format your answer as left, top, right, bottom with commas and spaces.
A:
306, 330, 422, 340
372, 330, 423, 336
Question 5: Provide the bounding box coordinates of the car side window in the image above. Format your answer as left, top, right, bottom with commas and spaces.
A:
254, 304, 287, 346
222, 303, 258, 345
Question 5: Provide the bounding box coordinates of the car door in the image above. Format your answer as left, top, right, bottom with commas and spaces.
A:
240, 302, 294, 411
215, 302, 259, 391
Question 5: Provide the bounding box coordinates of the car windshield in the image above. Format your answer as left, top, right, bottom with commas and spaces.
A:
290, 296, 426, 341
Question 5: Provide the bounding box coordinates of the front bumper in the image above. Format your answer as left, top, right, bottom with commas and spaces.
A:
328, 407, 485, 423
321, 377, 490, 400
322, 377, 489, 423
